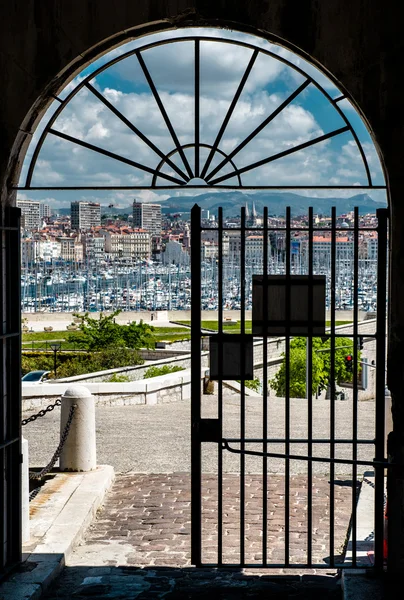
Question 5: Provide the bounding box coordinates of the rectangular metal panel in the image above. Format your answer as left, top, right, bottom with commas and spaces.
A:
209, 335, 254, 380
251, 275, 326, 335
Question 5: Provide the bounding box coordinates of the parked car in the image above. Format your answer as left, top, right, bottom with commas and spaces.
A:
21, 370, 51, 384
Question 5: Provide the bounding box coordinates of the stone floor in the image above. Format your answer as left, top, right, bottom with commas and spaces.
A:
41, 472, 354, 599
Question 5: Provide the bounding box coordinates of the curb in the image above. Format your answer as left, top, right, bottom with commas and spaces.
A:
342, 471, 385, 600
0, 465, 114, 600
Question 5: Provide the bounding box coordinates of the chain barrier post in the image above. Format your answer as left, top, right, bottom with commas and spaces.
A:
60, 385, 96, 471
21, 437, 29, 542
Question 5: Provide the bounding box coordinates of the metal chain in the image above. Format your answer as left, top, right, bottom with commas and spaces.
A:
29, 486, 41, 502
29, 404, 76, 481
22, 398, 61, 426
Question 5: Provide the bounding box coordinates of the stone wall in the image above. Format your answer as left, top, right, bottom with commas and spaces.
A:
22, 369, 194, 411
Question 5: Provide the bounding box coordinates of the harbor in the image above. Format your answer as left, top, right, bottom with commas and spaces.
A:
21, 256, 380, 314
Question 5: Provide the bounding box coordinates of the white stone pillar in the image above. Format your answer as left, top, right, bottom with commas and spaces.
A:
59, 385, 96, 472
21, 436, 29, 543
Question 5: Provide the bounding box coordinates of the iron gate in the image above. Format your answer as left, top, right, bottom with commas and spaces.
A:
191, 204, 388, 570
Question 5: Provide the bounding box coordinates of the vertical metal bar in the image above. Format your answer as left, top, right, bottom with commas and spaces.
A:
240, 207, 246, 566
351, 207, 359, 567
0, 211, 5, 570
374, 207, 388, 570
329, 207, 336, 567
194, 40, 200, 178
285, 206, 291, 566
263, 207, 268, 564
307, 207, 313, 566
6, 208, 22, 568
191, 204, 202, 566
218, 207, 223, 565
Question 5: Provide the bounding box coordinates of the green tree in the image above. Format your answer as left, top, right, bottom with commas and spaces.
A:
68, 311, 155, 351
269, 336, 358, 398
69, 311, 124, 350
122, 320, 155, 349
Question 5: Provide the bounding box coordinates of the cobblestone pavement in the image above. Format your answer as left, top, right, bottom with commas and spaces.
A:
42, 473, 351, 599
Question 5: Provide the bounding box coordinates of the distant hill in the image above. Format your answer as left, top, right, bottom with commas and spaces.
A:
160, 191, 385, 216
53, 191, 385, 218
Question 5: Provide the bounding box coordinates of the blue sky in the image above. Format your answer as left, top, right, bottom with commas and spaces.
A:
18, 28, 387, 210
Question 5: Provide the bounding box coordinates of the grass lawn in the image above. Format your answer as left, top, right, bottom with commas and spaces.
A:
176, 320, 352, 332
22, 327, 190, 349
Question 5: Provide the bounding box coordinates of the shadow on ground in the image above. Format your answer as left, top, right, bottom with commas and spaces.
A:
42, 565, 342, 599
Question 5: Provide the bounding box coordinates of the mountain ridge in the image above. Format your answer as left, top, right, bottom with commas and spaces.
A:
55, 191, 385, 217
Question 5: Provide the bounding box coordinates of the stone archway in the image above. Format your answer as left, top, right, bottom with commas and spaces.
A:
1, 1, 404, 575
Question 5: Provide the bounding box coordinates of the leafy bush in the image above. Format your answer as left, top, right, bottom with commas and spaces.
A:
52, 348, 143, 378
144, 365, 185, 379
269, 336, 359, 398
237, 379, 261, 392
22, 354, 54, 376
108, 373, 130, 382
68, 310, 155, 351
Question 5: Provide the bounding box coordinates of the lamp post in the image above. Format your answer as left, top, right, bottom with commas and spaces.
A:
49, 342, 61, 378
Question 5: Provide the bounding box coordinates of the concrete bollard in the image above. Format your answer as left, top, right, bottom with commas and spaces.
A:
60, 385, 96, 472
21, 436, 29, 543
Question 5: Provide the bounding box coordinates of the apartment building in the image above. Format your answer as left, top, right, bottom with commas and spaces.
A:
103, 229, 151, 260
71, 201, 101, 230
132, 202, 162, 237
17, 199, 41, 230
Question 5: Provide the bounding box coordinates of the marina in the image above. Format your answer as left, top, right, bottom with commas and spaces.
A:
21, 255, 380, 313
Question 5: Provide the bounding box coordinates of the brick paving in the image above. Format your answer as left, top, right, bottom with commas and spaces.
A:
42, 472, 354, 598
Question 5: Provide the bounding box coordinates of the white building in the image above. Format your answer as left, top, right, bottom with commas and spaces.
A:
59, 237, 84, 262
39, 203, 52, 219
103, 230, 151, 260
163, 240, 190, 265
132, 202, 162, 237
301, 235, 355, 266
71, 201, 101, 230
17, 199, 41, 230
82, 234, 105, 261
21, 239, 61, 264
367, 236, 378, 261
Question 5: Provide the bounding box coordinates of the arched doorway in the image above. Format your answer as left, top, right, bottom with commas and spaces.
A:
2, 20, 392, 574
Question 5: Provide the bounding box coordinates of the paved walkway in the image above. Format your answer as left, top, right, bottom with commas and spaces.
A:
42, 473, 345, 599
23, 396, 375, 474
21, 397, 374, 598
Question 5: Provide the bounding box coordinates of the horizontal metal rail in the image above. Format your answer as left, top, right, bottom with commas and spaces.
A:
225, 437, 376, 445
223, 440, 388, 467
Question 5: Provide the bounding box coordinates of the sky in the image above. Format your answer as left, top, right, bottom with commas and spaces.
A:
17, 27, 387, 210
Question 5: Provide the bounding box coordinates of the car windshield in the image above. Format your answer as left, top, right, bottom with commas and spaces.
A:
22, 371, 45, 382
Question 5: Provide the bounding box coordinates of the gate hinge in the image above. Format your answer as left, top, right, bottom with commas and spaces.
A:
198, 419, 221, 443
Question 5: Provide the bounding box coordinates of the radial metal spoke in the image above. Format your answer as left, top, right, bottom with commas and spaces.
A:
209, 126, 349, 185
48, 128, 185, 185
195, 40, 200, 177
136, 51, 194, 179
200, 49, 259, 180
205, 79, 310, 182
85, 82, 189, 182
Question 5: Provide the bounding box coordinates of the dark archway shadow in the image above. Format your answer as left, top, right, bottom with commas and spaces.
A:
39, 563, 342, 599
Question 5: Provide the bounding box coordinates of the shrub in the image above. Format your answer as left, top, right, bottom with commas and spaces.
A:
237, 379, 261, 393
108, 373, 130, 382
51, 348, 143, 378
68, 311, 155, 350
144, 365, 185, 379
22, 354, 54, 376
